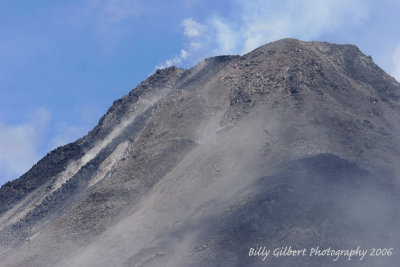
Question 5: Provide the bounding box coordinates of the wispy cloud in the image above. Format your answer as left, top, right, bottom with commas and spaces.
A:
48, 105, 100, 151
0, 108, 50, 183
84, 0, 144, 53
234, 0, 367, 52
0, 106, 95, 184
103, 0, 143, 22
158, 0, 368, 68
156, 18, 209, 69
156, 49, 190, 69
90, 0, 143, 23
182, 0, 201, 9
182, 18, 207, 38
49, 125, 89, 151
392, 43, 400, 82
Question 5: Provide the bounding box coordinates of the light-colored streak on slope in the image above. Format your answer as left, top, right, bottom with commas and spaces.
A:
88, 141, 130, 188
51, 95, 166, 194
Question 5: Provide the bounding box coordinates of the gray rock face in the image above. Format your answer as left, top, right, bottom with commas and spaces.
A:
1, 38, 399, 266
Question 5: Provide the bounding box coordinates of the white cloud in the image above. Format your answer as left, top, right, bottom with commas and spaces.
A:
0, 108, 51, 182
182, 18, 207, 38
211, 17, 239, 54
392, 43, 400, 82
159, 0, 369, 68
0, 107, 95, 184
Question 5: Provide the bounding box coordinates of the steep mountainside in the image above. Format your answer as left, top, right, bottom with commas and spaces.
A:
1, 39, 400, 266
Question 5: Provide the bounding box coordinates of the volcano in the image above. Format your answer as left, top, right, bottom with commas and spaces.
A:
1, 39, 399, 266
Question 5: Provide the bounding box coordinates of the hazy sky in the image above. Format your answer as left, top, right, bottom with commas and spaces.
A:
1, 0, 400, 184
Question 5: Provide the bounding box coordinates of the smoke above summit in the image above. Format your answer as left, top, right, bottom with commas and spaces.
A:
158, 0, 369, 68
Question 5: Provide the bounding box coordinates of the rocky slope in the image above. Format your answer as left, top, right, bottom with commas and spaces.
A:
0, 38, 399, 266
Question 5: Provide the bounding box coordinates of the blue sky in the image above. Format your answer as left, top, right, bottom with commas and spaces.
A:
1, 0, 400, 185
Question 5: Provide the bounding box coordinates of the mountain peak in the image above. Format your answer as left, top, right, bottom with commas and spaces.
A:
1, 39, 400, 266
